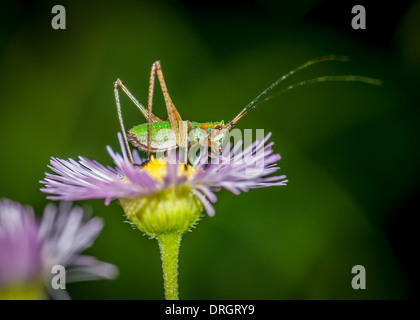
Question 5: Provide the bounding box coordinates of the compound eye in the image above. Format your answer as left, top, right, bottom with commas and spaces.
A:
213, 125, 222, 130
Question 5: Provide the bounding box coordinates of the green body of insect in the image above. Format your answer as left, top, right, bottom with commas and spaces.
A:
114, 56, 381, 163
128, 121, 225, 152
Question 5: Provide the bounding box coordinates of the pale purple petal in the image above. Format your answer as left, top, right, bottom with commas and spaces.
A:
0, 199, 41, 286
41, 155, 160, 205
64, 255, 118, 283
190, 133, 288, 213
0, 199, 116, 298
192, 190, 215, 217
39, 202, 104, 270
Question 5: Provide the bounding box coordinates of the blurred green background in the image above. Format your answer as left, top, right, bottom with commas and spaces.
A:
0, 0, 419, 299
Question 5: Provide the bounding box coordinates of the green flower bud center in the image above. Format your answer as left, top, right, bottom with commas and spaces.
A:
120, 186, 204, 237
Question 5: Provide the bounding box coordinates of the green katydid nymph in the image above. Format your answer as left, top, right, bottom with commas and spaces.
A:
114, 55, 381, 163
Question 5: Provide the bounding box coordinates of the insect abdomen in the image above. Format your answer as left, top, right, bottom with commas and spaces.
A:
128, 122, 177, 152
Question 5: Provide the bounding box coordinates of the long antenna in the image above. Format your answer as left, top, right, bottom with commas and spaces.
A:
227, 56, 381, 128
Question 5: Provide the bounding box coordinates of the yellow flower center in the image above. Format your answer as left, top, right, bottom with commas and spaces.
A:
141, 156, 197, 182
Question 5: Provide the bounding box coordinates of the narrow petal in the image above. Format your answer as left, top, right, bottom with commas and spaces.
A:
190, 133, 287, 215
41, 156, 160, 204
39, 202, 118, 283
192, 189, 216, 217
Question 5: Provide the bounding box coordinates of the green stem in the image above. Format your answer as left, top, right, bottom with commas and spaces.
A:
157, 232, 182, 300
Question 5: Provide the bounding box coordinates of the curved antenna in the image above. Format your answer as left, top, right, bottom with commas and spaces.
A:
227, 56, 380, 127
230, 55, 348, 125
229, 75, 381, 126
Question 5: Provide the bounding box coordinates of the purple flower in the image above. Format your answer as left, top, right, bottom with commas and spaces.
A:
0, 199, 118, 299
41, 132, 287, 217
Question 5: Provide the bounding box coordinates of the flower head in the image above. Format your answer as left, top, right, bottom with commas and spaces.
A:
41, 132, 287, 220
40, 131, 287, 300
0, 199, 117, 299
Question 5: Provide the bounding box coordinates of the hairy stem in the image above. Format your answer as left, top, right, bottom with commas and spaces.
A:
157, 232, 182, 300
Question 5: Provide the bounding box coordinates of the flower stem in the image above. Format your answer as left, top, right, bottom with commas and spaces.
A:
157, 232, 182, 300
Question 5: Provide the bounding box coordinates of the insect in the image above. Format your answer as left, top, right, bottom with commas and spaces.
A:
114, 55, 380, 163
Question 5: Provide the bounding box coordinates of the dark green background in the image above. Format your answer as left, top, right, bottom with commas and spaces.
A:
0, 0, 418, 299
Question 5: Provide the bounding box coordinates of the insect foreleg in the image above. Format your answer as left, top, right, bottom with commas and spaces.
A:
114, 79, 162, 123
114, 80, 134, 164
